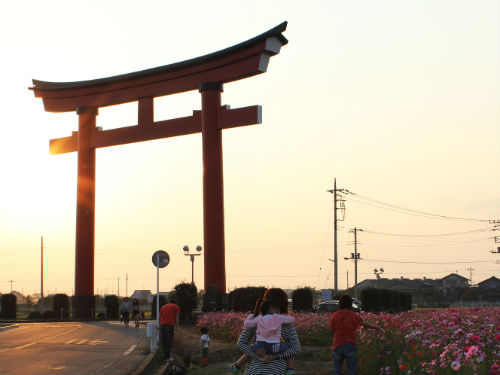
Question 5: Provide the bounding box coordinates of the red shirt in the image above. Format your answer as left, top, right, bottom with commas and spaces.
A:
328, 309, 363, 349
159, 303, 180, 326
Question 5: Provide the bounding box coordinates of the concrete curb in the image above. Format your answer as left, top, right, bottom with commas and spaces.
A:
130, 352, 157, 375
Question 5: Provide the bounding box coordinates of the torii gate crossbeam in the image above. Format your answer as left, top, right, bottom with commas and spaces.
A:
30, 22, 287, 319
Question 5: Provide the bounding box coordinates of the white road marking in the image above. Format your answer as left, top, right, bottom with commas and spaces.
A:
65, 339, 77, 344
99, 360, 115, 371
76, 339, 88, 345
0, 325, 25, 335
123, 344, 137, 356
88, 340, 109, 346
0, 325, 82, 352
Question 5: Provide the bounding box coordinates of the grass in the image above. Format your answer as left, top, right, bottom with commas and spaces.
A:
164, 325, 334, 375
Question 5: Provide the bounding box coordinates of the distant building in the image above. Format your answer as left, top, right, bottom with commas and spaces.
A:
130, 290, 153, 303
440, 273, 469, 299
478, 276, 500, 302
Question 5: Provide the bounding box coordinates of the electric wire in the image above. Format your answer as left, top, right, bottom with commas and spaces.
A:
346, 191, 492, 222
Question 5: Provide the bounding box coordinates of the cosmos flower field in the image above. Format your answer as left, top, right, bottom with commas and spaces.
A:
197, 307, 500, 374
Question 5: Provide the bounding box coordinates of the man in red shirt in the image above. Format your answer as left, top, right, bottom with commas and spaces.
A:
159, 297, 180, 361
328, 295, 382, 375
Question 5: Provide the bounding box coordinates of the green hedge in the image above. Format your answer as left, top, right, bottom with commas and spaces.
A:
1, 294, 16, 319
174, 282, 197, 321
28, 311, 42, 319
104, 295, 119, 319
292, 287, 314, 312
53, 294, 70, 318
228, 286, 267, 312
361, 288, 412, 313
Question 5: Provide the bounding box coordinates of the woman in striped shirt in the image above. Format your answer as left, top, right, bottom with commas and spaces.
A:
234, 288, 301, 375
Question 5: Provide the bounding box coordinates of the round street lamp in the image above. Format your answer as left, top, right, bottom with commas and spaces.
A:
374, 267, 384, 288
183, 245, 202, 284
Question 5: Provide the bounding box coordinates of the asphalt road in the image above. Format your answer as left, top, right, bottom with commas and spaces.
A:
0, 321, 150, 375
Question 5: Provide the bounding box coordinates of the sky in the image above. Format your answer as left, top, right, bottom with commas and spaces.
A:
0, 0, 498, 297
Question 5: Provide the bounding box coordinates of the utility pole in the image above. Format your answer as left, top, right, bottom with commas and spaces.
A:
8, 280, 14, 293
126, 273, 128, 297
117, 276, 120, 297
347, 270, 349, 289
466, 267, 474, 286
492, 247, 500, 278
41, 236, 44, 312
346, 227, 362, 299
327, 178, 347, 295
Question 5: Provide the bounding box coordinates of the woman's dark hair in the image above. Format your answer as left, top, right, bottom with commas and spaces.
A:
133, 298, 139, 305
338, 294, 353, 310
200, 326, 208, 334
263, 288, 288, 314
260, 300, 278, 315
253, 299, 264, 316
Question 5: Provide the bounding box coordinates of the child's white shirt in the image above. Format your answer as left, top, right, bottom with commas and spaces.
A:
200, 333, 210, 348
244, 313, 295, 343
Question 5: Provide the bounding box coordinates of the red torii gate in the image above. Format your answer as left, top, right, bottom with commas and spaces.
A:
30, 23, 287, 318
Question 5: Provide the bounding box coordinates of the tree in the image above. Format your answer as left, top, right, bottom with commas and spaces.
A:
174, 282, 198, 322
292, 287, 314, 312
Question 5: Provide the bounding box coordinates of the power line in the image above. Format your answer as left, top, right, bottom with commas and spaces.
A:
362, 227, 495, 237
346, 191, 492, 222
359, 238, 491, 248
362, 258, 493, 265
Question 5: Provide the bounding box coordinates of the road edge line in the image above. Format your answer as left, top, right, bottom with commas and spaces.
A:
130, 352, 156, 375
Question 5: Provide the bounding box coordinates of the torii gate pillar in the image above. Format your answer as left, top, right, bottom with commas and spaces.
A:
74, 107, 97, 319
200, 83, 226, 297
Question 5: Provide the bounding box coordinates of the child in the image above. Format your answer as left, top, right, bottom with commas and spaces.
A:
200, 326, 210, 367
329, 294, 383, 375
229, 299, 296, 375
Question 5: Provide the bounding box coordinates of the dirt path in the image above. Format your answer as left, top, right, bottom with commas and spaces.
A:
171, 326, 332, 375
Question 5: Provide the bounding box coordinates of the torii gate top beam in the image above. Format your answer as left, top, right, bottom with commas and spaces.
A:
30, 22, 288, 113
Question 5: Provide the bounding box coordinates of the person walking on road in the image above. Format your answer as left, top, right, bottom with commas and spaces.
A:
159, 296, 180, 362
132, 298, 141, 328
120, 297, 132, 327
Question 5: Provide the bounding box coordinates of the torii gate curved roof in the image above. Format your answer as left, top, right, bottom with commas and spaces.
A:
31, 22, 288, 113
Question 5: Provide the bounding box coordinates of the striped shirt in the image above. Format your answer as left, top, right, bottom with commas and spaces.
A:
237, 324, 301, 375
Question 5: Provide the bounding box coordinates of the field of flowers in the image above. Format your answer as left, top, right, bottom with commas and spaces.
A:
197, 307, 500, 374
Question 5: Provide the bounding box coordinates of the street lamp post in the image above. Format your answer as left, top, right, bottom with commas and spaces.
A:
183, 245, 202, 284
374, 267, 384, 288
344, 252, 361, 299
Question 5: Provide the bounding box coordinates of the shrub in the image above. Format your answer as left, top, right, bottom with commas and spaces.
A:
174, 282, 198, 322
389, 290, 401, 313
28, 311, 42, 319
53, 294, 70, 319
104, 295, 119, 319
402, 293, 412, 311
291, 287, 314, 312
42, 310, 56, 319
379, 288, 392, 312
360, 288, 380, 313
151, 295, 167, 319
1, 294, 16, 319
228, 287, 267, 312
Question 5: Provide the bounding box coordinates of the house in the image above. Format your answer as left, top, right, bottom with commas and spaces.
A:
354, 273, 498, 306
477, 277, 500, 302
440, 273, 469, 299
130, 290, 153, 303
